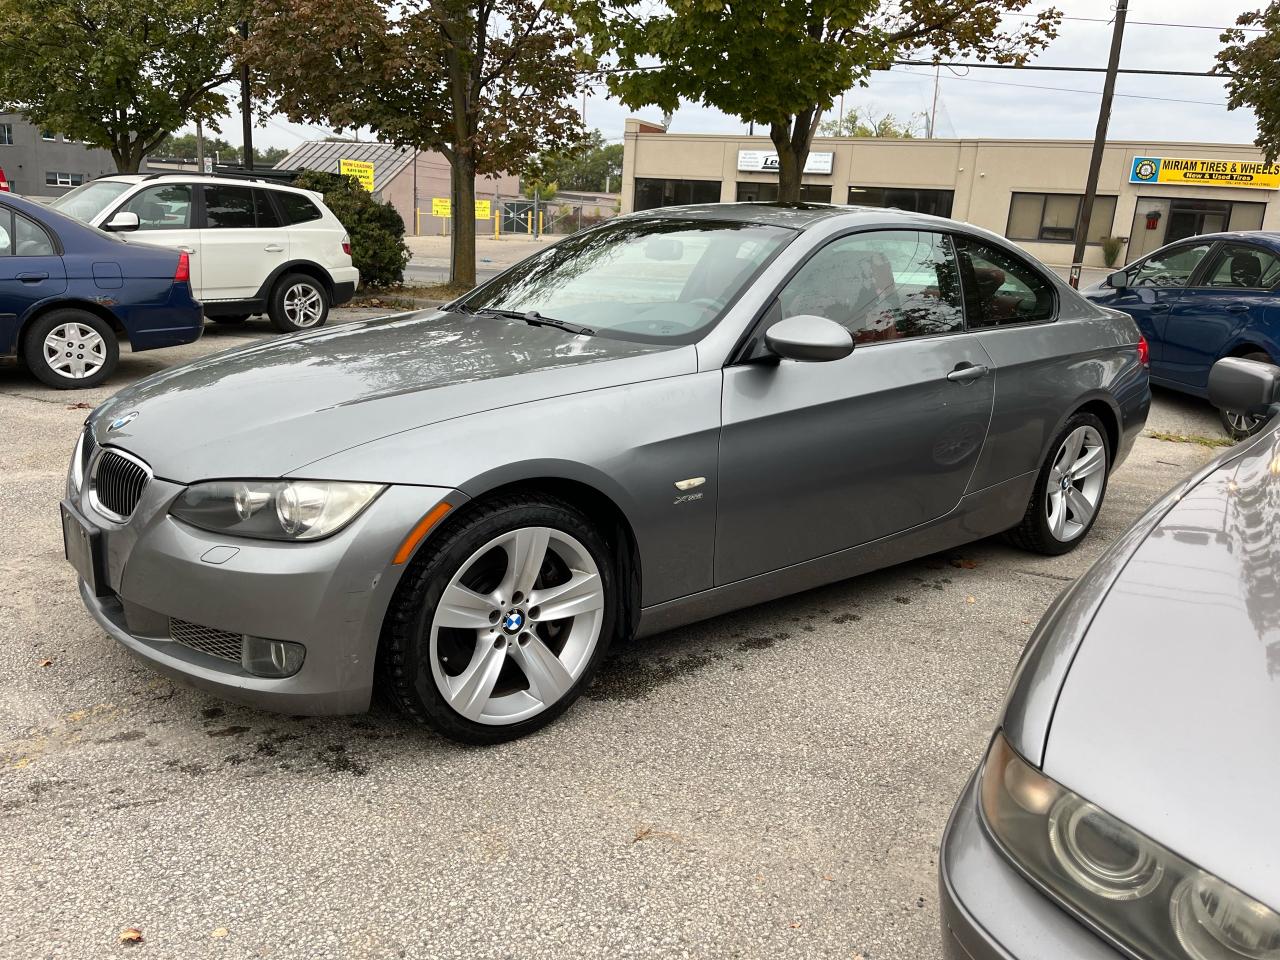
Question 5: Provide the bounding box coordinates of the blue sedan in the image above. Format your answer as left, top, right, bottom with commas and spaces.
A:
0, 191, 202, 389
1084, 231, 1280, 436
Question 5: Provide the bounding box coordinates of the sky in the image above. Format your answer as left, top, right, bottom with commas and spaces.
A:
215, 0, 1266, 153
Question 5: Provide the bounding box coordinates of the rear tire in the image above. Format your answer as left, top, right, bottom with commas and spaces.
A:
1006, 412, 1110, 556
1218, 351, 1273, 440
268, 274, 329, 333
378, 494, 620, 745
23, 309, 118, 389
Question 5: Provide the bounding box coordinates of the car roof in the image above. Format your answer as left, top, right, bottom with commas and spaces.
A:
623, 201, 978, 233
1162, 230, 1280, 247
92, 173, 315, 197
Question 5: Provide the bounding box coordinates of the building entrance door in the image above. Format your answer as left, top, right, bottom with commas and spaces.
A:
1166, 198, 1230, 242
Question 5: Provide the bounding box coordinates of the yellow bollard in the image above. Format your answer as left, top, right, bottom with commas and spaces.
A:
526, 211, 532, 234
538, 211, 543, 235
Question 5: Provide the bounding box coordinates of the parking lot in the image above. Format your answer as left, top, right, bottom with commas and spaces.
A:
1, 311, 1225, 960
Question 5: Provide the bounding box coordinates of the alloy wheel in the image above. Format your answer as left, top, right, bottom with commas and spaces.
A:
1224, 409, 1265, 437
283, 283, 324, 328
43, 322, 106, 380
429, 526, 605, 725
1045, 425, 1106, 542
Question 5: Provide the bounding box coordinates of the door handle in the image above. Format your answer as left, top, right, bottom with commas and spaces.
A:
1225, 303, 1250, 314
263, 244, 285, 253
15, 272, 48, 283
179, 246, 196, 255
947, 362, 990, 383
1150, 303, 1171, 314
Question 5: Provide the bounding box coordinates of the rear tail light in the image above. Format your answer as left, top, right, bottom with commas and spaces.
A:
1137, 335, 1150, 367
174, 250, 190, 284
341, 235, 351, 256
0, 166, 9, 192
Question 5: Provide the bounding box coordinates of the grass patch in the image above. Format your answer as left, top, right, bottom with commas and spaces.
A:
1145, 430, 1234, 449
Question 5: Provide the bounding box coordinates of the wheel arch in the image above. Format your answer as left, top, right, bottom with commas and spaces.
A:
1044, 392, 1122, 471
1224, 340, 1275, 362
260, 260, 335, 300
16, 299, 124, 359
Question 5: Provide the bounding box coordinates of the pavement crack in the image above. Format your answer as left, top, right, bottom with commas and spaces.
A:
1016, 569, 1075, 583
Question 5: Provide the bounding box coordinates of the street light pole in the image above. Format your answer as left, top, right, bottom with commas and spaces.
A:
1069, 0, 1127, 288
239, 19, 254, 170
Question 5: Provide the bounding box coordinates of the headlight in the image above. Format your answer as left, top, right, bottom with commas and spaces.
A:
68, 431, 87, 494
981, 732, 1280, 960
170, 480, 384, 541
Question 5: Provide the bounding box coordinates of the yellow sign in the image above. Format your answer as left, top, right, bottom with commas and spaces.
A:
1130, 156, 1280, 190
431, 198, 492, 219
338, 159, 375, 191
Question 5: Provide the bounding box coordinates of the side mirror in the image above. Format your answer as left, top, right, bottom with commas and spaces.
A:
103, 210, 140, 232
764, 314, 854, 363
1108, 270, 1129, 290
1209, 357, 1280, 416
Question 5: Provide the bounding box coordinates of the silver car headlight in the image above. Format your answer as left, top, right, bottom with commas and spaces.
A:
170, 480, 385, 541
68, 430, 87, 495
981, 732, 1280, 960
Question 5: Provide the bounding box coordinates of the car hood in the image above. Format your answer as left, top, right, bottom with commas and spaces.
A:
90, 310, 686, 481
1043, 425, 1280, 910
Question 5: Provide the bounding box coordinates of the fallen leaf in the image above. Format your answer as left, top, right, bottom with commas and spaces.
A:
211, 927, 229, 939
118, 927, 143, 944
949, 557, 979, 569
965, 596, 976, 604
38, 659, 53, 668
788, 921, 802, 929
67, 401, 92, 410
821, 874, 834, 882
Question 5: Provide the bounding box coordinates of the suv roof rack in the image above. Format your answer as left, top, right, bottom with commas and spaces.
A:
135, 167, 300, 185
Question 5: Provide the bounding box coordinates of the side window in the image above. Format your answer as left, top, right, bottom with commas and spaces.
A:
277, 192, 323, 225
957, 238, 1055, 327
13, 212, 55, 256
254, 189, 283, 228
1129, 242, 1213, 288
1201, 243, 1280, 290
0, 210, 12, 256
118, 185, 193, 231
778, 230, 964, 344
203, 185, 257, 228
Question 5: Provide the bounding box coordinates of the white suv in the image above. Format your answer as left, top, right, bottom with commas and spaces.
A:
50, 173, 359, 332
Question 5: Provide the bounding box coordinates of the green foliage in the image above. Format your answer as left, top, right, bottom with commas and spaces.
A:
1101, 235, 1125, 268
1220, 6, 1280, 161
0, 0, 244, 172
574, 0, 1060, 201
294, 170, 409, 288
817, 110, 924, 138
152, 133, 287, 166
522, 179, 559, 201
528, 130, 623, 192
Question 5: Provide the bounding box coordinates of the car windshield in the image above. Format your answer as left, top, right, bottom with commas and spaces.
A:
49, 180, 134, 223
458, 218, 795, 343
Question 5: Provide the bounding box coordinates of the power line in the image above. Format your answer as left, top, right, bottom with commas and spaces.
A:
892, 69, 1229, 108
894, 59, 1225, 78
1006, 12, 1263, 32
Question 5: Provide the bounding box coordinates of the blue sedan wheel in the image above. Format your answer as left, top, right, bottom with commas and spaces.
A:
24, 309, 119, 389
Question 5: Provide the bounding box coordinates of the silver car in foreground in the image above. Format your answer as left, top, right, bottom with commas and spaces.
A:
940, 358, 1280, 959
62, 204, 1150, 743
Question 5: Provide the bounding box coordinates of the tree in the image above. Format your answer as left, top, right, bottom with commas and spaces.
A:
575, 0, 1060, 202
153, 133, 290, 167
0, 0, 244, 172
1219, 6, 1280, 160
243, 0, 584, 288
817, 109, 924, 138
529, 130, 624, 192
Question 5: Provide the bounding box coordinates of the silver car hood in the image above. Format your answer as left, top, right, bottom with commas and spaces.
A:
1044, 427, 1280, 910
90, 310, 686, 482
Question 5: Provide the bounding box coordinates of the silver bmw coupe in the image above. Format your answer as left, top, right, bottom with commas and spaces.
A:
62, 204, 1150, 743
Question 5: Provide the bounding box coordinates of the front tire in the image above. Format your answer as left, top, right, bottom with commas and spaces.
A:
1006, 412, 1110, 556
379, 494, 620, 745
1218, 351, 1274, 440
23, 309, 119, 389
268, 274, 329, 333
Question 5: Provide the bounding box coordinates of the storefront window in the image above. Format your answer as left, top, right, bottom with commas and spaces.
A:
1006, 193, 1117, 245
847, 186, 953, 218
736, 182, 832, 203
634, 177, 721, 211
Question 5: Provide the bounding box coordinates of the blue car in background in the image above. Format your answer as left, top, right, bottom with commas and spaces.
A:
1084, 231, 1280, 437
0, 191, 202, 389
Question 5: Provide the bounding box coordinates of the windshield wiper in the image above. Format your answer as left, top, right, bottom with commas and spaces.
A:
467, 306, 595, 337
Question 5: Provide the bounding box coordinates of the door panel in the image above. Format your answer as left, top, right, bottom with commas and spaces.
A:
198, 185, 289, 301
0, 208, 68, 339
716, 335, 994, 585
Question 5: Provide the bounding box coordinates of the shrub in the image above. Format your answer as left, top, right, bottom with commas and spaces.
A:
1101, 235, 1125, 268
293, 170, 410, 288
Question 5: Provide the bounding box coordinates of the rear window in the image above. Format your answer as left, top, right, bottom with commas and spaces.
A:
276, 191, 323, 225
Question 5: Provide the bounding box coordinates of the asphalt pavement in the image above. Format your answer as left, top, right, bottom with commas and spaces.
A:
0, 311, 1225, 960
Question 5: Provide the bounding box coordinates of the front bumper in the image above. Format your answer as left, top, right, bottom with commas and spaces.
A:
67, 457, 455, 715
939, 773, 1125, 960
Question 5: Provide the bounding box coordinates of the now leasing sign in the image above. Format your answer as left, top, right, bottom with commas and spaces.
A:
1129, 156, 1280, 190
737, 150, 834, 175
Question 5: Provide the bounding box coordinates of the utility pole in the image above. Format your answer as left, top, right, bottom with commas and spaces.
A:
929, 67, 940, 138
1070, 0, 1127, 288
239, 19, 254, 170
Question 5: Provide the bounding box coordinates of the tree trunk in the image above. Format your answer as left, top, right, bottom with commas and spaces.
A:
770, 110, 819, 204
112, 140, 145, 174
450, 149, 478, 288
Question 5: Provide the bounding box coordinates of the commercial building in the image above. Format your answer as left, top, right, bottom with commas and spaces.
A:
0, 113, 119, 198
621, 118, 1280, 267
